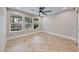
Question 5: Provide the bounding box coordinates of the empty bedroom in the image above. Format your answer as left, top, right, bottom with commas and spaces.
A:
0, 7, 78, 52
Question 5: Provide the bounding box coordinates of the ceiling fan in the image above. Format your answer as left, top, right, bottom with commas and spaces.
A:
32, 7, 52, 16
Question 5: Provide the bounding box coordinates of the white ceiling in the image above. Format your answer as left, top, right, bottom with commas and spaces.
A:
8, 7, 74, 16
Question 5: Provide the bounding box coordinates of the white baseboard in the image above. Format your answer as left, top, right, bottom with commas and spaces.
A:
43, 31, 76, 41
7, 31, 76, 41
7, 31, 42, 40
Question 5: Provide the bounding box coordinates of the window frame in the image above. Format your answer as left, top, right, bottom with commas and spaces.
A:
33, 18, 39, 30
10, 16, 23, 32
25, 17, 33, 30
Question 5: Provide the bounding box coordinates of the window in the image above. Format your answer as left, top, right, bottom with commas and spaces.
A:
25, 17, 32, 29
10, 16, 22, 32
33, 18, 39, 29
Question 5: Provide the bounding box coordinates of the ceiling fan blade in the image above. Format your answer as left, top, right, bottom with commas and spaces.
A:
43, 11, 52, 12
41, 12, 47, 15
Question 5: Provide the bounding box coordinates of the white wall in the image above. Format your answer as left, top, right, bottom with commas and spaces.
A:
78, 8, 79, 48
0, 8, 7, 51
42, 9, 77, 40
